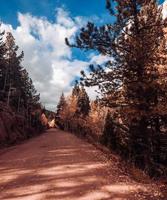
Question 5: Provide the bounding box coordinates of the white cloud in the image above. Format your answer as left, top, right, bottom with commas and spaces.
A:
162, 0, 167, 19
1, 8, 108, 111
89, 53, 110, 65
158, 0, 167, 19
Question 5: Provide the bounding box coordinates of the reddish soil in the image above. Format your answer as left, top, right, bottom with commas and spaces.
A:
0, 129, 166, 200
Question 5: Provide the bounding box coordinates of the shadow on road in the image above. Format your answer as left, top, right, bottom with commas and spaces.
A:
0, 129, 165, 200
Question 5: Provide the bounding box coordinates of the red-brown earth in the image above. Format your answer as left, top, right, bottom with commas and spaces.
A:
0, 129, 166, 200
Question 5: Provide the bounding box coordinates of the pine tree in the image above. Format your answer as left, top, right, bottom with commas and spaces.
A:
55, 93, 67, 128
3, 32, 40, 114
56, 93, 66, 116
72, 80, 80, 97
66, 0, 167, 118
0, 30, 41, 133
76, 86, 90, 117
66, 0, 167, 172
4, 32, 24, 109
101, 111, 117, 150
71, 82, 90, 117
0, 27, 7, 100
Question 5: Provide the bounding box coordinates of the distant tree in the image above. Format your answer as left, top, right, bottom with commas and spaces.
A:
55, 93, 67, 128
87, 99, 108, 137
71, 82, 90, 117
56, 93, 66, 116
72, 80, 80, 97
75, 86, 90, 117
89, 99, 106, 123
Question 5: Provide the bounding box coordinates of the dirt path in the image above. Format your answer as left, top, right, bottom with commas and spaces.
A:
0, 129, 166, 200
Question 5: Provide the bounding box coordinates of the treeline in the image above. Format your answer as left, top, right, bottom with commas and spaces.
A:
0, 27, 44, 141
58, 0, 167, 177
55, 82, 106, 139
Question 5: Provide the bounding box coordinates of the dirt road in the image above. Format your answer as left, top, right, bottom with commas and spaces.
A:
0, 129, 166, 200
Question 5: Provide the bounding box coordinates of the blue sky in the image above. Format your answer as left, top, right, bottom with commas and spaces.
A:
0, 0, 165, 27
0, 0, 166, 110
0, 0, 112, 27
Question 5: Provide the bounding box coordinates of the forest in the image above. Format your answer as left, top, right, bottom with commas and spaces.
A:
0, 1, 167, 199
0, 29, 44, 145
55, 0, 167, 178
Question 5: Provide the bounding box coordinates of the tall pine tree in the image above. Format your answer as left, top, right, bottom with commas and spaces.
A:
5, 32, 24, 109
72, 82, 90, 117
76, 86, 90, 117
0, 27, 7, 100
66, 0, 167, 172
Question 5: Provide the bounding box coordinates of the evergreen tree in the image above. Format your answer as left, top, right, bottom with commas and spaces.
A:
56, 93, 66, 116
0, 28, 42, 134
71, 83, 90, 117
67, 0, 167, 115
55, 93, 67, 128
101, 111, 117, 150
4, 32, 24, 109
3, 32, 40, 114
0, 27, 7, 99
76, 86, 90, 117
66, 0, 167, 172
72, 80, 80, 97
